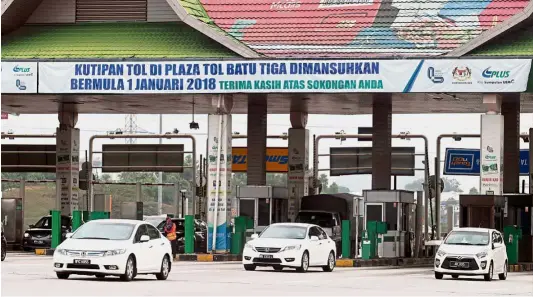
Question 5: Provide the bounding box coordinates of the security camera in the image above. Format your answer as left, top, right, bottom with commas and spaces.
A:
189, 122, 199, 130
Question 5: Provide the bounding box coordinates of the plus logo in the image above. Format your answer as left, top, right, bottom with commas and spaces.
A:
427, 67, 444, 83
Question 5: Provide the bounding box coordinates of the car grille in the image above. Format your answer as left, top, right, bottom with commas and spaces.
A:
66, 263, 100, 270
441, 256, 479, 270
253, 257, 282, 264
66, 250, 105, 257
255, 247, 281, 253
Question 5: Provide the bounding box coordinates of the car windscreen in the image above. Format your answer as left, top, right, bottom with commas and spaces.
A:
295, 212, 336, 228
33, 217, 52, 228
71, 223, 135, 240
260, 225, 307, 239
444, 231, 489, 246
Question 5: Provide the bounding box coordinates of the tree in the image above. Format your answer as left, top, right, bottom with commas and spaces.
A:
404, 177, 463, 193
469, 187, 479, 194
318, 174, 350, 194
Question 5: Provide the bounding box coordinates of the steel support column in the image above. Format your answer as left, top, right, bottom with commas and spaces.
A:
247, 94, 267, 185
372, 94, 392, 190
502, 94, 520, 194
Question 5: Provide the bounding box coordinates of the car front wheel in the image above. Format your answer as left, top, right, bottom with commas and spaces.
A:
322, 251, 335, 272
296, 251, 309, 273
484, 262, 494, 282
56, 272, 70, 279
156, 255, 171, 280
120, 256, 136, 282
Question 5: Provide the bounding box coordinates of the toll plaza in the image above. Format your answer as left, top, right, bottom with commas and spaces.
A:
1, 0, 533, 277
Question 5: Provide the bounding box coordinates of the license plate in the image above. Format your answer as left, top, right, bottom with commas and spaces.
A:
260, 254, 273, 259
451, 261, 469, 268
74, 259, 91, 264
34, 240, 43, 244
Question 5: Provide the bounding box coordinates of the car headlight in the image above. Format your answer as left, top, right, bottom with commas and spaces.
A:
24, 233, 29, 238
104, 249, 126, 256
55, 249, 67, 256
280, 245, 301, 252
476, 251, 488, 259
244, 243, 256, 252
436, 249, 446, 257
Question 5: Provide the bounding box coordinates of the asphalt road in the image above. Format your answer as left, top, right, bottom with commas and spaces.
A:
2, 255, 532, 296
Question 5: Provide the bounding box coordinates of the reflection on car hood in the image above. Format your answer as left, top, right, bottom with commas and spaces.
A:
440, 244, 489, 255
249, 238, 303, 248
58, 238, 130, 251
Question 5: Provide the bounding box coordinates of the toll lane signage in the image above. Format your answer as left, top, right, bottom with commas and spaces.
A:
444, 148, 529, 176
35, 59, 531, 94
232, 147, 288, 173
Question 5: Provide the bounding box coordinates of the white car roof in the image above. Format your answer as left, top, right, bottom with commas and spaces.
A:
451, 227, 495, 233
86, 219, 144, 226
270, 223, 316, 228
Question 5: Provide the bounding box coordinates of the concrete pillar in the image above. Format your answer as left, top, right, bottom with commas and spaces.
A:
207, 95, 233, 252
480, 94, 504, 195
246, 94, 267, 185
372, 94, 392, 190
288, 111, 309, 221
56, 106, 80, 216
501, 94, 520, 194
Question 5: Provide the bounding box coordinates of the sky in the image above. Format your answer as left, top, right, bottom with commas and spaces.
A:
1, 112, 532, 193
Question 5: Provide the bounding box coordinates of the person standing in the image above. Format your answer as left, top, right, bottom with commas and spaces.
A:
163, 216, 177, 259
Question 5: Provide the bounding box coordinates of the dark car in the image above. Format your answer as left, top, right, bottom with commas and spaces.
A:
156, 218, 207, 254
22, 215, 71, 251
1, 222, 6, 261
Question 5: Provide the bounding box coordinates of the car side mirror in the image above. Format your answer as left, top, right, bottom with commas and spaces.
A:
310, 236, 319, 241
140, 235, 150, 242
251, 233, 259, 239
29, 224, 34, 228
65, 233, 73, 239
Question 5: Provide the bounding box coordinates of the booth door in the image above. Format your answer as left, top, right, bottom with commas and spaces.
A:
239, 198, 272, 232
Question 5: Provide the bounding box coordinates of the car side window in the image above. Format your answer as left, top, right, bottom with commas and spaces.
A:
134, 225, 148, 243
317, 227, 328, 240
308, 227, 320, 239
146, 224, 160, 240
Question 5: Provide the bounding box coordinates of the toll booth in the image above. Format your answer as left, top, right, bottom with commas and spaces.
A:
0, 198, 23, 246
119, 202, 144, 220
459, 195, 505, 231
363, 190, 416, 258
236, 185, 289, 235
504, 194, 533, 263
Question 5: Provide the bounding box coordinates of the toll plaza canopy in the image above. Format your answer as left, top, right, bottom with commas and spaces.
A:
1, 0, 533, 115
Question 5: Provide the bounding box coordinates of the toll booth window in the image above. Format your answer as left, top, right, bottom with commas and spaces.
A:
385, 203, 398, 231
258, 198, 270, 226
366, 205, 383, 222
239, 200, 255, 220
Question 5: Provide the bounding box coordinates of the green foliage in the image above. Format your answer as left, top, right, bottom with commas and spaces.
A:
404, 177, 463, 192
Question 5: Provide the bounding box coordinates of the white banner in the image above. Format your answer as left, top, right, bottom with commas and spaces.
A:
206, 114, 232, 252
480, 115, 504, 195
36, 59, 532, 94
1, 62, 38, 93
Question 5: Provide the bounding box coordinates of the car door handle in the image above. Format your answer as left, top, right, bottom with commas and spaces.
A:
149, 245, 153, 248
160, 242, 165, 246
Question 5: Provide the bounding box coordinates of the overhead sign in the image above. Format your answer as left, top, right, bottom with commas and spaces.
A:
1, 145, 56, 172
34, 59, 531, 94
1, 62, 38, 93
101, 144, 184, 172
329, 146, 415, 176
232, 147, 288, 173
444, 148, 529, 176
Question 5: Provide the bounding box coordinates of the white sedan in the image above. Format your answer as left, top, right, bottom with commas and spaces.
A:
53, 219, 173, 281
434, 227, 508, 281
242, 223, 337, 272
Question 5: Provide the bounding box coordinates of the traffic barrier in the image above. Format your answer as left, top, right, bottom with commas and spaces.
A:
35, 249, 54, 256
509, 263, 533, 272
